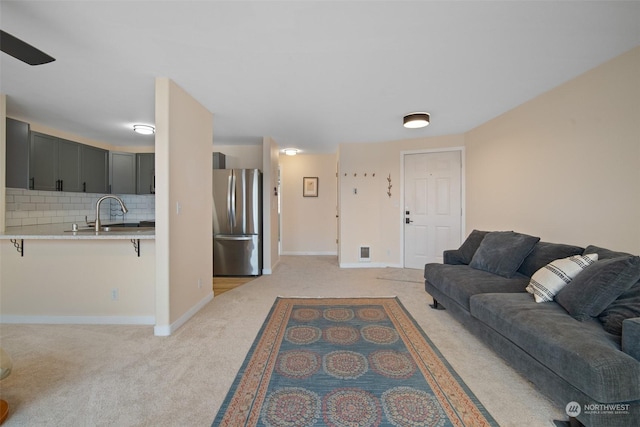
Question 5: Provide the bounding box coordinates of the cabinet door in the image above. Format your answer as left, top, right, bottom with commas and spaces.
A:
136, 153, 155, 194
29, 132, 58, 191
6, 118, 30, 189
81, 145, 109, 193
110, 152, 136, 194
57, 139, 82, 192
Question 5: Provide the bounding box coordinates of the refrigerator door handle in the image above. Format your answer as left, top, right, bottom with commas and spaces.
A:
215, 235, 253, 241
230, 172, 237, 230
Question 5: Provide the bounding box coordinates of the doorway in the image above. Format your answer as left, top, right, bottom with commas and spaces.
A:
403, 150, 463, 268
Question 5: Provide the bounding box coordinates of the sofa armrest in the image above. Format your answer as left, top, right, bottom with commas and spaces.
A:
443, 249, 467, 265
622, 318, 640, 361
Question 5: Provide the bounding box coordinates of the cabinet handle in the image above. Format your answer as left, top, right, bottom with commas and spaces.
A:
30, 177, 35, 190
60, 180, 63, 192
83, 182, 86, 192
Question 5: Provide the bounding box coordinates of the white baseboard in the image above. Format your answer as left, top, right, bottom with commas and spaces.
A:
0, 315, 155, 325
153, 291, 213, 337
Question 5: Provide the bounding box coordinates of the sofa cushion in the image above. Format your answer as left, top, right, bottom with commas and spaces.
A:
622, 318, 640, 361
457, 229, 489, 264
556, 256, 640, 321
424, 263, 529, 311
469, 231, 540, 278
517, 242, 584, 278
599, 279, 640, 336
526, 253, 598, 302
583, 245, 633, 260
470, 293, 640, 403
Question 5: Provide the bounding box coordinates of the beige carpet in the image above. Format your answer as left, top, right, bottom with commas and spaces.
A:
0, 256, 564, 426
376, 267, 424, 283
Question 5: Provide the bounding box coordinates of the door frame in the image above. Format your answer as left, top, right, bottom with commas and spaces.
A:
400, 147, 466, 267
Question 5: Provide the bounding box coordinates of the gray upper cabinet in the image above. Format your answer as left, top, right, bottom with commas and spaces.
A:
57, 139, 82, 192
29, 132, 81, 192
109, 152, 136, 194
7, 124, 150, 195
136, 153, 155, 194
81, 145, 109, 193
5, 118, 30, 189
29, 132, 59, 191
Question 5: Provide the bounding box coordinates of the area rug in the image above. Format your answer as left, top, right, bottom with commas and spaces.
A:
212, 297, 497, 426
376, 268, 424, 284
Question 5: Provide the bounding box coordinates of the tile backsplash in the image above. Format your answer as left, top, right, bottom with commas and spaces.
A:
5, 188, 155, 227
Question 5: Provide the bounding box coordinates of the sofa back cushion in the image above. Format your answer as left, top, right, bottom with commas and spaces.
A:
456, 229, 489, 264
518, 242, 584, 278
598, 279, 640, 336
582, 245, 633, 260
469, 231, 540, 278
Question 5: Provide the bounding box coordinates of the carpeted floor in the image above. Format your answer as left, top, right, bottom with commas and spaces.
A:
376, 267, 424, 283
0, 256, 564, 426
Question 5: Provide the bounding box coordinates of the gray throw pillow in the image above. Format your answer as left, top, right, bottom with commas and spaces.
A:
556, 256, 640, 321
457, 230, 489, 264
598, 280, 640, 336
469, 231, 540, 278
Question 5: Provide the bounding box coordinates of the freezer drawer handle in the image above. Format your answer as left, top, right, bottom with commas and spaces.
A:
216, 235, 253, 241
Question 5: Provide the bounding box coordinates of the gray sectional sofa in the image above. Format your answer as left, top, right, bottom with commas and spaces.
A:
424, 230, 640, 427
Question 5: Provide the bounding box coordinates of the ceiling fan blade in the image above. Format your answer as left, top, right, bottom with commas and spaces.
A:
0, 30, 55, 65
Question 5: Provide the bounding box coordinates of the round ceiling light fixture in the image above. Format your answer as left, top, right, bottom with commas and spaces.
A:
403, 112, 430, 129
283, 148, 299, 156
133, 124, 155, 135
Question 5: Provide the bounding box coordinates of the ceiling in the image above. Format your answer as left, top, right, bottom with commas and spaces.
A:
1, 1, 639, 154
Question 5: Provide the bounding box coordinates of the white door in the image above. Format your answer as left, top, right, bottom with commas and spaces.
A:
404, 151, 462, 268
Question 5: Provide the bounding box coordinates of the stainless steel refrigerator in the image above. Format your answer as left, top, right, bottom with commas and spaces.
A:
213, 169, 262, 276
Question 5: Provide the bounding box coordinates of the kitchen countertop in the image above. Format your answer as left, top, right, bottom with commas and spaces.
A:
0, 222, 155, 240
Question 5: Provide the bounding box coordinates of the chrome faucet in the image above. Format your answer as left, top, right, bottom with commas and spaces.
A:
95, 195, 128, 231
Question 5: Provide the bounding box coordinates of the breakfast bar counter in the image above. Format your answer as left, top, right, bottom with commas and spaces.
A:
0, 222, 155, 240
0, 223, 156, 324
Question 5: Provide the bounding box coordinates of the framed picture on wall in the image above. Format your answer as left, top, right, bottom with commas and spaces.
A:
303, 177, 319, 197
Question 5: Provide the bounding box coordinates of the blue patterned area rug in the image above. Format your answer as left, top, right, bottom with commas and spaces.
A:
212, 297, 498, 426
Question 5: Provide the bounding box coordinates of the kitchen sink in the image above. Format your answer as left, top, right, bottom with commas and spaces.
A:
66, 221, 155, 233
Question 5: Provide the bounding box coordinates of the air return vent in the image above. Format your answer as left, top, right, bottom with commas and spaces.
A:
359, 246, 371, 262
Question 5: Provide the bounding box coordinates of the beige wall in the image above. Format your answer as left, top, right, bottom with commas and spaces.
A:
262, 137, 280, 273
1, 94, 6, 231
465, 46, 640, 253
155, 78, 213, 335
0, 240, 155, 322
338, 136, 465, 267
280, 153, 338, 255
212, 144, 262, 169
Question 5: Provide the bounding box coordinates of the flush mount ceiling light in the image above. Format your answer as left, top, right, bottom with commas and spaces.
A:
403, 112, 430, 129
133, 124, 155, 135
283, 148, 299, 156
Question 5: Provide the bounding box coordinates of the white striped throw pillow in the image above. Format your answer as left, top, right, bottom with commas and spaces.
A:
526, 253, 599, 303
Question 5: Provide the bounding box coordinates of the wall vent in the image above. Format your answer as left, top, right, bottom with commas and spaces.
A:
359, 246, 371, 262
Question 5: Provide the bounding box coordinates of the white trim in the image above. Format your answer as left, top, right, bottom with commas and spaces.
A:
400, 147, 466, 268
153, 291, 213, 336
0, 315, 155, 325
